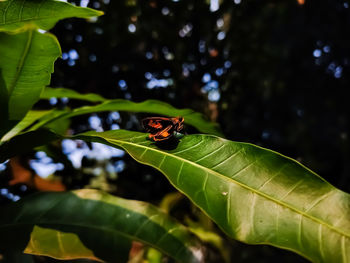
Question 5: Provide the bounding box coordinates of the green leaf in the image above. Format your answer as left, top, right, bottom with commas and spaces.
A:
28, 109, 70, 132
0, 189, 202, 263
75, 130, 350, 263
0, 30, 61, 120
0, 0, 103, 33
0, 110, 53, 142
41, 87, 106, 102
0, 67, 11, 137
36, 99, 223, 136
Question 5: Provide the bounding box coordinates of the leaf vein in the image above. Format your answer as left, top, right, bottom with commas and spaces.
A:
133, 214, 159, 237
318, 224, 324, 261
3, 0, 15, 25
8, 29, 33, 96
18, 0, 25, 22
250, 194, 257, 236
305, 191, 333, 212
193, 143, 225, 163
211, 147, 243, 170
57, 231, 66, 255
158, 155, 166, 168
280, 179, 304, 201
341, 235, 347, 263
257, 163, 288, 191
297, 214, 303, 250
172, 136, 204, 155
176, 162, 184, 186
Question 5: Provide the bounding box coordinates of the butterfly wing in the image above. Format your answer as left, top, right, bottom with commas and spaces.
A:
142, 117, 173, 133
149, 124, 174, 141
142, 116, 184, 142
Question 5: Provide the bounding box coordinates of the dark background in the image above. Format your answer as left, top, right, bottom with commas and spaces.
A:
1, 0, 349, 262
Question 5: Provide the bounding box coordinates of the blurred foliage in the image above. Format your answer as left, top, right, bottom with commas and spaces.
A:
1, 0, 349, 262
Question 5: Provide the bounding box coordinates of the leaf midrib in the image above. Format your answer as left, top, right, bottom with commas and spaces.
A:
8, 28, 33, 96
104, 136, 349, 239
0, 14, 92, 26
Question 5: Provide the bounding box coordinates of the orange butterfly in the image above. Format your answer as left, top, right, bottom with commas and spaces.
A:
142, 116, 184, 141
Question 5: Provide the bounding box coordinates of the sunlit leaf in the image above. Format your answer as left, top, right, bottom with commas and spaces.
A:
75, 129, 350, 263
0, 0, 103, 33
0, 189, 202, 263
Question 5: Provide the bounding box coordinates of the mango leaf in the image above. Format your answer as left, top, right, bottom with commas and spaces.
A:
0, 67, 12, 138
41, 87, 105, 102
75, 130, 350, 263
35, 99, 223, 136
0, 30, 61, 121
0, 0, 103, 33
0, 110, 53, 142
28, 109, 70, 132
0, 189, 202, 263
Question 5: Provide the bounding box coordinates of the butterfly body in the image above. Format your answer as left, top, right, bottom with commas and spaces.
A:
142, 116, 184, 141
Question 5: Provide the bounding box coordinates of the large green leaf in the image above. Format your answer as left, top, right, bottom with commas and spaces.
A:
0, 0, 103, 33
75, 130, 350, 263
0, 189, 201, 263
0, 30, 61, 120
35, 99, 223, 136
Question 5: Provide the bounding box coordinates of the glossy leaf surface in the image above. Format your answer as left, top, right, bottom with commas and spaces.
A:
0, 189, 201, 263
36, 99, 223, 136
76, 130, 350, 263
0, 30, 60, 120
0, 0, 103, 33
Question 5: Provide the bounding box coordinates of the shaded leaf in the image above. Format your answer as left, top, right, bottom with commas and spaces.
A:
35, 99, 223, 136
0, 0, 103, 33
75, 129, 350, 263
0, 189, 202, 263
0, 67, 11, 137
0, 30, 61, 120
28, 109, 70, 132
